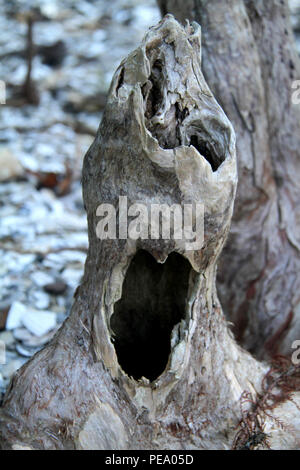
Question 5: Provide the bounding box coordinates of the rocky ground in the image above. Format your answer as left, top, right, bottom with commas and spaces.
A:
0, 0, 299, 403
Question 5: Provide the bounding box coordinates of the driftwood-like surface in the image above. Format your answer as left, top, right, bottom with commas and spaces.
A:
0, 16, 299, 450
157, 0, 300, 359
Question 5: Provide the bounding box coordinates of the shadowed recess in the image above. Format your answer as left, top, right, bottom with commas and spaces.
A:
110, 250, 191, 381
189, 135, 223, 172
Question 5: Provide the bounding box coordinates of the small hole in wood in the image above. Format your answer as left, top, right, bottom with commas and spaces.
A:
116, 67, 125, 95
190, 135, 224, 172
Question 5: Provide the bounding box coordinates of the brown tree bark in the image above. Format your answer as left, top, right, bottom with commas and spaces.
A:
157, 0, 300, 359
0, 15, 299, 451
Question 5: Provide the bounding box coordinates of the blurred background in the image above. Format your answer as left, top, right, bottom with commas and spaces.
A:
0, 0, 299, 402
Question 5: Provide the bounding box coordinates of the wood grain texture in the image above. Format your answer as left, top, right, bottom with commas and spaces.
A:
0, 15, 299, 450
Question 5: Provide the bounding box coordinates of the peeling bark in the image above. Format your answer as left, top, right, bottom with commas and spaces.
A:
0, 16, 299, 450
157, 0, 300, 359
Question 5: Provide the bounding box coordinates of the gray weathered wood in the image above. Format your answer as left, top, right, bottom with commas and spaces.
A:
0, 15, 299, 450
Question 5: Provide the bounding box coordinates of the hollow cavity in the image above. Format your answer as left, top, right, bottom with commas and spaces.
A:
110, 250, 191, 381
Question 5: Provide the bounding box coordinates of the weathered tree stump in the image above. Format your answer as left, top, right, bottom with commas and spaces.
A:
157, 0, 300, 359
0, 16, 299, 450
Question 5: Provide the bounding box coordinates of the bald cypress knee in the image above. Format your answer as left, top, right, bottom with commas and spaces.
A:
0, 16, 299, 450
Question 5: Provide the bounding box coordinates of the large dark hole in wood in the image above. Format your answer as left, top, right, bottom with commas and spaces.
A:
110, 250, 191, 382
190, 135, 224, 172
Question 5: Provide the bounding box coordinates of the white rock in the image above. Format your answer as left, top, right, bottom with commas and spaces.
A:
43, 250, 87, 270
13, 328, 33, 343
1, 359, 25, 379
30, 271, 54, 287
0, 331, 15, 348
0, 148, 23, 181
62, 267, 83, 288
32, 290, 50, 310
13, 326, 58, 347
22, 310, 57, 337
16, 343, 39, 358
6, 301, 27, 330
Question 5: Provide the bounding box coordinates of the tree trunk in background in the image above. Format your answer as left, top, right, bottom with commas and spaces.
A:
157, 0, 300, 359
